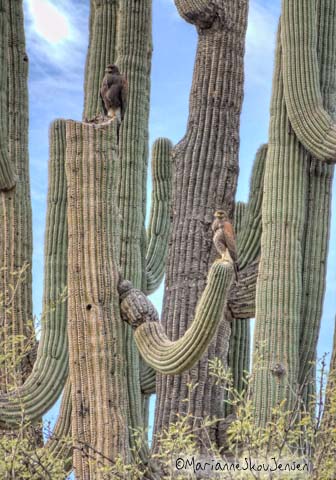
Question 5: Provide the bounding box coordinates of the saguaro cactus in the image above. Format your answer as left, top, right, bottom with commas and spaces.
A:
154, 0, 249, 449
65, 121, 131, 476
0, 1, 16, 191
252, 0, 335, 426
0, 0, 34, 394
224, 145, 266, 413
0, 120, 68, 427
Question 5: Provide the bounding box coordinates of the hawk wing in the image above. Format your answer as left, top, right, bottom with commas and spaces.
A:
100, 75, 109, 115
120, 76, 128, 120
223, 221, 237, 263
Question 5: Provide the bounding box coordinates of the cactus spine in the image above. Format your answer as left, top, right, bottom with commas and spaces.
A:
252, 0, 335, 425
154, 0, 249, 449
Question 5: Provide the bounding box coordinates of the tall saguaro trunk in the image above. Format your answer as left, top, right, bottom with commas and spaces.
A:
154, 0, 248, 448
0, 0, 34, 390
66, 121, 130, 478
252, 0, 335, 426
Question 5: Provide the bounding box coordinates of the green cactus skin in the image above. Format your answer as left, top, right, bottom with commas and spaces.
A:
66, 120, 130, 477
0, 0, 16, 191
83, 0, 119, 120
226, 145, 266, 323
281, 0, 336, 163
146, 138, 173, 294
298, 0, 335, 406
237, 145, 267, 271
0, 120, 68, 426
252, 0, 335, 425
228, 317, 250, 390
0, 0, 34, 391
114, 0, 167, 464
45, 378, 72, 475
154, 0, 248, 450
225, 201, 249, 413
120, 261, 233, 374
140, 362, 156, 395
252, 24, 308, 426
234, 201, 247, 234
137, 263, 233, 374
225, 146, 266, 412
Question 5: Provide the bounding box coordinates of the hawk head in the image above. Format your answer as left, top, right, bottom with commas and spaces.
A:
214, 210, 228, 220
105, 64, 120, 74
212, 209, 228, 232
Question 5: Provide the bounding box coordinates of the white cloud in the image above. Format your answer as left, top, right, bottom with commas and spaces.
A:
27, 0, 70, 44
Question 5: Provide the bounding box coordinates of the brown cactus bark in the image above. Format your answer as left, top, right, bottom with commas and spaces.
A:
154, 0, 248, 449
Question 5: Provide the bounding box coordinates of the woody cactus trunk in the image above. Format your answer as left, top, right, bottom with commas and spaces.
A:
251, 0, 335, 426
154, 0, 249, 449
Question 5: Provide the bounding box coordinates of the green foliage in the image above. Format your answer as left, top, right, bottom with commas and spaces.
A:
106, 357, 335, 480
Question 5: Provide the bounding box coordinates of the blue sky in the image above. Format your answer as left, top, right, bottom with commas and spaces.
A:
22, 0, 335, 436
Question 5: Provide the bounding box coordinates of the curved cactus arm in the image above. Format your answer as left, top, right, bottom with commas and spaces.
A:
0, 120, 68, 427
281, 0, 336, 163
0, 0, 16, 191
120, 261, 233, 375
145, 138, 173, 294
140, 363, 156, 395
45, 378, 73, 475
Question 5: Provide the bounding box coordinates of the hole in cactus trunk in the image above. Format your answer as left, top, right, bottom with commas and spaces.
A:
86, 304, 92, 311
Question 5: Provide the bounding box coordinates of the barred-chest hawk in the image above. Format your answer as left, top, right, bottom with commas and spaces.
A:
212, 210, 239, 281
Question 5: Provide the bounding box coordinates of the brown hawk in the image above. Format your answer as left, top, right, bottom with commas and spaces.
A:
100, 64, 128, 125
212, 210, 239, 281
